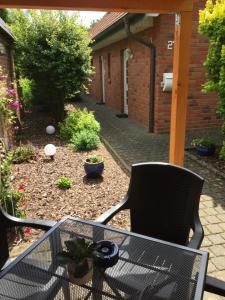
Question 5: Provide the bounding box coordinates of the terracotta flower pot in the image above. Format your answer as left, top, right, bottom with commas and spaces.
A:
67, 259, 93, 285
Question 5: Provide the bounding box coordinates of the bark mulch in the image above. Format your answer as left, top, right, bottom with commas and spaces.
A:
10, 108, 130, 254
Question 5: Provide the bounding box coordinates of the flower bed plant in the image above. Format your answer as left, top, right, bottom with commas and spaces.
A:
191, 138, 215, 156
59, 108, 100, 151
57, 176, 72, 189
10, 144, 36, 164
219, 142, 225, 161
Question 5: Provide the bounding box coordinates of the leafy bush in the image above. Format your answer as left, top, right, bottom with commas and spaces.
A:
57, 176, 72, 189
19, 77, 34, 110
219, 142, 225, 160
86, 155, 103, 164
191, 138, 214, 148
199, 1, 225, 132
11, 144, 36, 164
10, 10, 93, 121
71, 130, 100, 151
0, 153, 12, 189
59, 109, 100, 142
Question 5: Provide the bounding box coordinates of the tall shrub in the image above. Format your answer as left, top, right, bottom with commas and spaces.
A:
10, 10, 93, 121
199, 0, 225, 132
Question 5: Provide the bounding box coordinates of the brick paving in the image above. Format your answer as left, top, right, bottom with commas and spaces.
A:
77, 95, 225, 299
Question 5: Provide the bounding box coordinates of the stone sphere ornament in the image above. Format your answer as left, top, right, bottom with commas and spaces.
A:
46, 125, 55, 135
44, 144, 56, 160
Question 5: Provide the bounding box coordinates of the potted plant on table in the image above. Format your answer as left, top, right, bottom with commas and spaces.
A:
84, 155, 104, 178
191, 138, 215, 156
57, 237, 93, 285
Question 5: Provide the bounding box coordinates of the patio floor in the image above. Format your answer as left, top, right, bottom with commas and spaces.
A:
76, 95, 225, 298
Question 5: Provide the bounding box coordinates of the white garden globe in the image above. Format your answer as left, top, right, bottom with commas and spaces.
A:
44, 144, 56, 157
46, 125, 55, 135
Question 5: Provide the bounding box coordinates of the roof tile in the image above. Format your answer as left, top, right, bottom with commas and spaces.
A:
90, 12, 127, 39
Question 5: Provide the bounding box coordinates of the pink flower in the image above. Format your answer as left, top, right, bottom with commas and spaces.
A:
7, 88, 16, 97
13, 126, 19, 132
24, 227, 31, 236
18, 184, 25, 190
8, 100, 20, 110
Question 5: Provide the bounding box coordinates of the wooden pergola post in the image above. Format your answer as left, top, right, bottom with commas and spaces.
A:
1, 0, 194, 167
169, 11, 193, 166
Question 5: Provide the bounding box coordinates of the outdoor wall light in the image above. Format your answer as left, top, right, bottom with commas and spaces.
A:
44, 144, 56, 160
46, 125, 55, 135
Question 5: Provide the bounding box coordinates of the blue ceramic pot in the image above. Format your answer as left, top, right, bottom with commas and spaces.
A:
196, 145, 215, 156
84, 160, 104, 178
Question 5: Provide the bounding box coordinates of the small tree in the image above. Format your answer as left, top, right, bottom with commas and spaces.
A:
199, 0, 225, 132
10, 10, 93, 121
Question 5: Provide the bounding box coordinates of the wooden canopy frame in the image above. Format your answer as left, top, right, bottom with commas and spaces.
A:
1, 0, 194, 166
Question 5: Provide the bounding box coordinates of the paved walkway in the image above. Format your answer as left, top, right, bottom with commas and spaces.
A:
77, 95, 225, 298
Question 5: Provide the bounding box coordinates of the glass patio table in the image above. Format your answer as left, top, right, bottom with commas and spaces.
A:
0, 216, 208, 300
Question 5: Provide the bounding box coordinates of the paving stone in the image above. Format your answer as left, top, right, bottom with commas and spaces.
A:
219, 223, 225, 231
203, 292, 224, 300
207, 224, 224, 234
205, 208, 219, 216
210, 270, 225, 281
211, 256, 225, 270
207, 234, 225, 245
199, 209, 207, 218
210, 245, 225, 257
204, 201, 216, 208
215, 206, 225, 214
207, 261, 218, 273
205, 215, 221, 225
218, 214, 225, 222
202, 237, 213, 247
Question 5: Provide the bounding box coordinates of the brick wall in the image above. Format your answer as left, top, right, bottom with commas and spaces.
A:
90, 0, 222, 132
0, 32, 14, 147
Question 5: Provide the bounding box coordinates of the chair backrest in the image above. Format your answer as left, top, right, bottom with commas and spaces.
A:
0, 206, 11, 269
127, 162, 204, 246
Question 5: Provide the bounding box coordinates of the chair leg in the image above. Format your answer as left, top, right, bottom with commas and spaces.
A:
62, 280, 71, 300
205, 275, 225, 296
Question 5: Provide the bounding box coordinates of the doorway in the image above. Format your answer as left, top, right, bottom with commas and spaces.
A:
123, 49, 129, 115
99, 56, 105, 103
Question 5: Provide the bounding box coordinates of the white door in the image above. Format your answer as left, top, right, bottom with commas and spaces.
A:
123, 49, 129, 114
100, 56, 105, 103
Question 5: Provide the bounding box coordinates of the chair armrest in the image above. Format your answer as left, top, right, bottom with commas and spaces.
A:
2, 207, 56, 231
205, 275, 225, 296
95, 197, 129, 225
188, 215, 204, 249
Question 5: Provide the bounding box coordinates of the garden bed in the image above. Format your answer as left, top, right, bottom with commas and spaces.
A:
9, 108, 130, 253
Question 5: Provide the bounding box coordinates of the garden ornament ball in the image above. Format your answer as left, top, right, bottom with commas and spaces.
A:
44, 144, 56, 160
46, 125, 55, 135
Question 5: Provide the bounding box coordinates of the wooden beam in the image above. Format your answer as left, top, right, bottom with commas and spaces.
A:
169, 11, 193, 166
0, 0, 193, 13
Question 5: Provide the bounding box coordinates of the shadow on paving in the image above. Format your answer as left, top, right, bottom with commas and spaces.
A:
75, 94, 225, 220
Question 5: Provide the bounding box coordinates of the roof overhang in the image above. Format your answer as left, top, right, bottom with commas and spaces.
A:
0, 0, 193, 13
0, 18, 14, 42
92, 13, 159, 51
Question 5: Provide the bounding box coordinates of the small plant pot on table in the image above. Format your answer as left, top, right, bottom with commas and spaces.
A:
84, 155, 104, 178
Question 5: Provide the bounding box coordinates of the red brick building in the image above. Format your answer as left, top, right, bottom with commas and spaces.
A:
0, 17, 15, 147
90, 0, 221, 133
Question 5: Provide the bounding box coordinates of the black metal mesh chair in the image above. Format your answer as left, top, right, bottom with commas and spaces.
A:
97, 162, 204, 249
96, 162, 225, 297
0, 205, 70, 299
0, 205, 56, 270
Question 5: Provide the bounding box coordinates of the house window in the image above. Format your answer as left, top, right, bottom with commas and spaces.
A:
0, 42, 6, 55
107, 53, 111, 80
